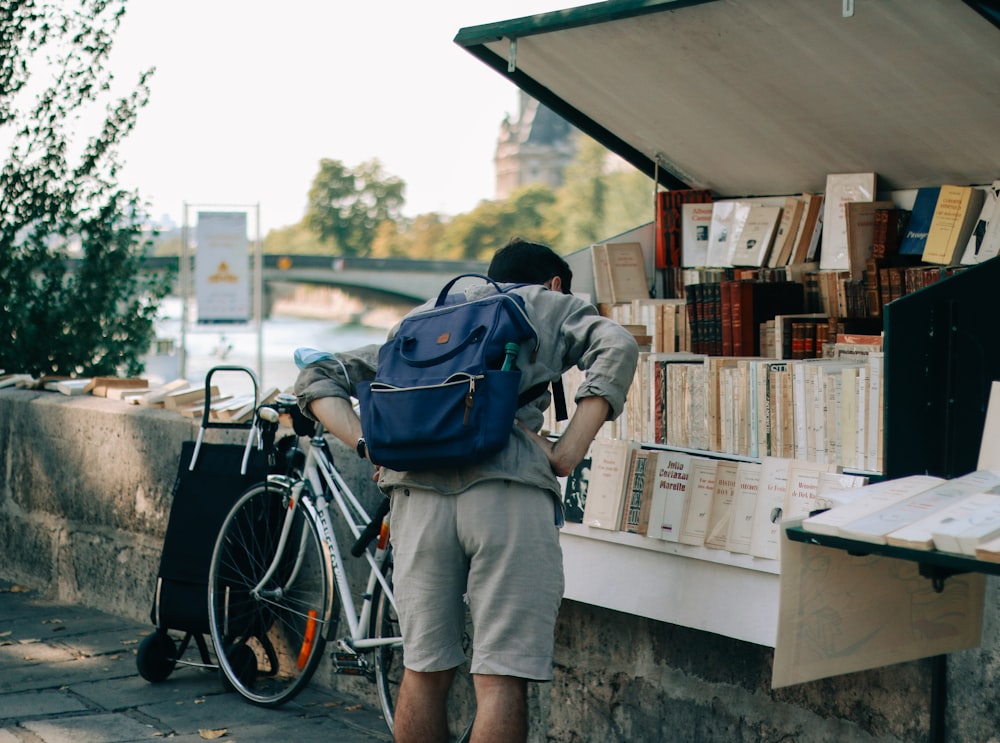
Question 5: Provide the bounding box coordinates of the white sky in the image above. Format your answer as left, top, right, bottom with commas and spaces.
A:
110, 1, 584, 234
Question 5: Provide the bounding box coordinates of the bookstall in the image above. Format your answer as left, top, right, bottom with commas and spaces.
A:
455, 1, 1000, 730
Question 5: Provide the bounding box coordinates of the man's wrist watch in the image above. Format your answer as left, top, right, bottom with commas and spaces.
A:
356, 437, 367, 459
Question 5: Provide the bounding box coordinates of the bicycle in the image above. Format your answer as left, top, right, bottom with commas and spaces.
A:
206, 391, 476, 741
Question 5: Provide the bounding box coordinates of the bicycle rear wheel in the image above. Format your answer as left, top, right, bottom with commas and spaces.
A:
371, 558, 476, 742
208, 481, 335, 706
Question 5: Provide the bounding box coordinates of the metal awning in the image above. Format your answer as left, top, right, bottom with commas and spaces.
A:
455, 0, 1000, 198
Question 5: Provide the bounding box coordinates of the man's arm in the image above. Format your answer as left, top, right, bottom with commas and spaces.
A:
519, 396, 609, 477
308, 396, 365, 454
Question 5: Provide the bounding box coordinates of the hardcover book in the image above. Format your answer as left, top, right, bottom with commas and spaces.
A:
604, 242, 651, 303
898, 186, 941, 255
768, 196, 804, 268
789, 193, 825, 264
819, 172, 877, 272
843, 200, 895, 280
921, 184, 986, 265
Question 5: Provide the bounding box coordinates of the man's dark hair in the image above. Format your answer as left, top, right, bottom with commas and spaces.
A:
488, 237, 573, 294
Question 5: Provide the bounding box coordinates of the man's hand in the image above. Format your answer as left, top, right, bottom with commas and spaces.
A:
519, 396, 609, 477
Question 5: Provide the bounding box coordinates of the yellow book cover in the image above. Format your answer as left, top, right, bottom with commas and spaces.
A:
922, 185, 986, 265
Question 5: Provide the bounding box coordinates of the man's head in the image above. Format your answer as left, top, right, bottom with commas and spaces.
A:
488, 237, 573, 294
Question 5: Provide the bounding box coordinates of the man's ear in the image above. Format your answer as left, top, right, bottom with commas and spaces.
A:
548, 275, 563, 293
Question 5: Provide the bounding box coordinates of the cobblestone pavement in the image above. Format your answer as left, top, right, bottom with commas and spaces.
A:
0, 580, 392, 743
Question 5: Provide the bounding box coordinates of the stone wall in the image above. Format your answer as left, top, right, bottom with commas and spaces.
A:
2, 389, 998, 742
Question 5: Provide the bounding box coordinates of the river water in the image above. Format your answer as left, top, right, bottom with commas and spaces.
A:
144, 297, 395, 397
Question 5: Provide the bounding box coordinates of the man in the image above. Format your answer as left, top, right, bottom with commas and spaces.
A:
294, 237, 638, 742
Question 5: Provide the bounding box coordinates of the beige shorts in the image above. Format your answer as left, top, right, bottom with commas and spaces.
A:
388, 480, 564, 680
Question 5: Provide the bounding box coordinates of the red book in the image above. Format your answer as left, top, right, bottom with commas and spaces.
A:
720, 280, 735, 356
655, 189, 713, 269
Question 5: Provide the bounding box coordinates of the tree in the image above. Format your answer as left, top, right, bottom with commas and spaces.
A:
305, 158, 405, 257
440, 186, 559, 260
0, 0, 170, 378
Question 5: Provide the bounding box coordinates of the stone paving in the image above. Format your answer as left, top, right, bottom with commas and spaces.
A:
0, 581, 392, 743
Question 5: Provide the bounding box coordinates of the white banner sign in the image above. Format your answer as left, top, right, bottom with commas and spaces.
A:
194, 211, 250, 322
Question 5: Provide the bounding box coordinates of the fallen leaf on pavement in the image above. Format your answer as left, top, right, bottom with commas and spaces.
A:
198, 729, 228, 740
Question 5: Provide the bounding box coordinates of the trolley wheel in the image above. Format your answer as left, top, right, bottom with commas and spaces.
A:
219, 643, 258, 692
136, 630, 177, 682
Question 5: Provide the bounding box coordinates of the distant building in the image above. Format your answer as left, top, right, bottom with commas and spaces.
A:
494, 92, 577, 200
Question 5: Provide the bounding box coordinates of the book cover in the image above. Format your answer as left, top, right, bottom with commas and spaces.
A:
706, 200, 738, 268
677, 457, 718, 546
819, 172, 877, 272
581, 438, 635, 530
703, 460, 739, 550
800, 474, 945, 537
747, 456, 793, 560
898, 186, 941, 255
781, 460, 838, 522
605, 242, 651, 303
730, 204, 782, 267
768, 196, 804, 268
591, 243, 614, 304
959, 180, 1000, 265
681, 201, 714, 267
887, 491, 1000, 550
619, 449, 656, 535
922, 184, 986, 265
836, 470, 1000, 545
563, 456, 592, 524
647, 450, 692, 542
931, 496, 1000, 555
725, 461, 763, 554
655, 189, 713, 269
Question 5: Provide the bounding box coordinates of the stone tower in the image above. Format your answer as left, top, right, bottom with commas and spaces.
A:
494, 92, 577, 201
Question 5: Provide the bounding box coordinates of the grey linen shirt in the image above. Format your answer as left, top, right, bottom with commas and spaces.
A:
294, 282, 639, 503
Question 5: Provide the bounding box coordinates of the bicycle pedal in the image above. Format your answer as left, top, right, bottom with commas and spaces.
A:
331, 652, 368, 675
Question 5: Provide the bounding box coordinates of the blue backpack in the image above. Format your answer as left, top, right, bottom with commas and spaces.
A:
356, 274, 538, 471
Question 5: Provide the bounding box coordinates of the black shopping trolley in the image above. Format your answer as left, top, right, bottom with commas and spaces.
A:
136, 365, 280, 683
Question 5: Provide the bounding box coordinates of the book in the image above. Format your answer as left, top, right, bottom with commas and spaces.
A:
800, 474, 946, 537
85, 377, 148, 398
729, 204, 782, 267
730, 281, 806, 356
843, 200, 895, 280
781, 460, 839, 522
888, 491, 1000, 550
980, 381, 1000, 471
819, 172, 877, 273
619, 449, 656, 535
725, 461, 762, 554
677, 457, 719, 546
604, 242, 651, 303
975, 533, 1000, 563
647, 450, 692, 542
563, 456, 592, 524
959, 180, 1000, 265
872, 206, 911, 260
50, 379, 92, 396
656, 189, 713, 269
703, 460, 739, 550
163, 385, 220, 410
921, 184, 986, 265
898, 186, 941, 255
835, 470, 1000, 545
768, 196, 804, 268
591, 243, 614, 304
134, 379, 191, 406
931, 496, 1000, 555
789, 193, 824, 264
747, 456, 793, 560
681, 201, 714, 267
581, 438, 635, 530
706, 200, 738, 267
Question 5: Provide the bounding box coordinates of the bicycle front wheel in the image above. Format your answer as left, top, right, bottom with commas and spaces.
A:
372, 558, 476, 742
208, 481, 335, 706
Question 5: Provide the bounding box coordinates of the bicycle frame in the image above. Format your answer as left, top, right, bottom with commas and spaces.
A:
249, 422, 401, 654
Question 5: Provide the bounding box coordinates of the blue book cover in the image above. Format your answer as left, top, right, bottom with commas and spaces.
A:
898, 186, 941, 255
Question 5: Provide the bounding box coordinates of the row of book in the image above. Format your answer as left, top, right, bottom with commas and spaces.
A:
546, 339, 885, 473
565, 442, 870, 561
653, 175, 1000, 273
800, 469, 1000, 561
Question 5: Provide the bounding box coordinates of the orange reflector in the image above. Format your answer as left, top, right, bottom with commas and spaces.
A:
297, 609, 318, 669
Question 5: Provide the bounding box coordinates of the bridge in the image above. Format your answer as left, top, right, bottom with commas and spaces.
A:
134, 255, 491, 303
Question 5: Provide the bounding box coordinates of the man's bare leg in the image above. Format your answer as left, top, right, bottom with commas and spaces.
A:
470, 674, 527, 743
394, 667, 455, 743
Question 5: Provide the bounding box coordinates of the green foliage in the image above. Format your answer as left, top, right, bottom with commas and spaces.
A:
0, 0, 170, 378
305, 158, 405, 257
439, 186, 558, 260
263, 221, 328, 255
